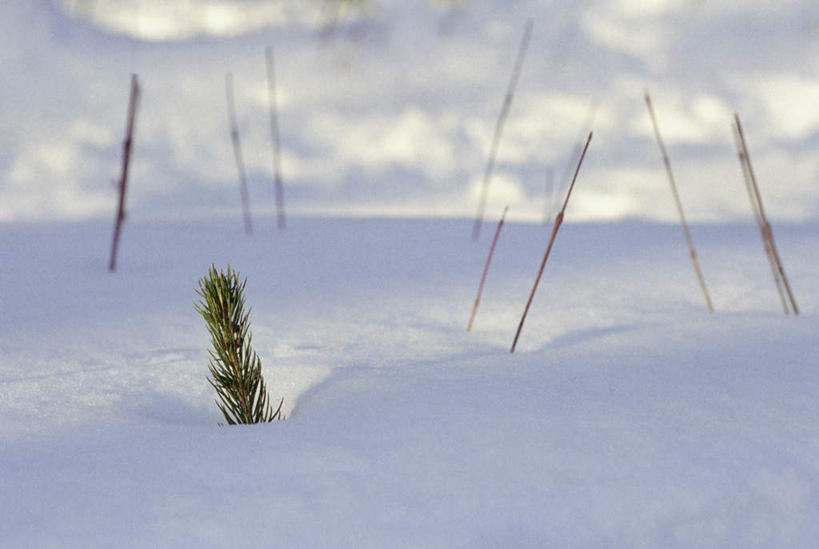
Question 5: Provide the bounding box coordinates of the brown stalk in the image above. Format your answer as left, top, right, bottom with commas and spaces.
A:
265, 46, 287, 231
226, 73, 253, 235
109, 74, 141, 273
553, 99, 599, 218
472, 19, 533, 241
733, 113, 798, 315
731, 118, 788, 313
510, 132, 592, 354
644, 91, 714, 312
468, 205, 509, 332
542, 167, 556, 225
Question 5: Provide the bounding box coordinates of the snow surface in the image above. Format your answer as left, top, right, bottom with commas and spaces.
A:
2, 215, 819, 547
3, 1, 819, 546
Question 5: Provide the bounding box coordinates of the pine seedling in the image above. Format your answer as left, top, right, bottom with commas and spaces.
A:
196, 265, 282, 424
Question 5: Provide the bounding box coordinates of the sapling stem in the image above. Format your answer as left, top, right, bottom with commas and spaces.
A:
644, 91, 714, 312
109, 73, 140, 273
468, 205, 509, 332
510, 132, 592, 354
472, 19, 532, 241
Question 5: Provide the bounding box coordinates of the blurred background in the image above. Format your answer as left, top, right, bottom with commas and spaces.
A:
2, 0, 818, 224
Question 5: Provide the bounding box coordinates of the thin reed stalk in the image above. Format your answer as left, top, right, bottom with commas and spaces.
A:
510, 132, 592, 354
109, 73, 140, 273
226, 73, 253, 235
468, 205, 509, 332
557, 100, 599, 198
731, 119, 788, 313
542, 168, 556, 224
644, 91, 714, 312
472, 19, 532, 241
733, 113, 798, 315
265, 46, 287, 231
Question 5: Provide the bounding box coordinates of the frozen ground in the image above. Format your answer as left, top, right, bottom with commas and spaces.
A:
1, 216, 818, 547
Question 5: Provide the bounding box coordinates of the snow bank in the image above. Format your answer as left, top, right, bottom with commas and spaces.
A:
1, 216, 818, 546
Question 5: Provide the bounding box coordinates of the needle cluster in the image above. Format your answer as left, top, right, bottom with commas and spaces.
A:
196, 265, 282, 424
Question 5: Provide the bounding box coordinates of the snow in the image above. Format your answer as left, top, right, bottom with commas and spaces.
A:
4, 0, 819, 545
2, 216, 819, 547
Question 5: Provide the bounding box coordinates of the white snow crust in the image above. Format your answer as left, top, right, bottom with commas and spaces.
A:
2, 216, 818, 547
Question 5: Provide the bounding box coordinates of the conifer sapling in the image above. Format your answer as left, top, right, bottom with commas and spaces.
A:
196, 265, 283, 424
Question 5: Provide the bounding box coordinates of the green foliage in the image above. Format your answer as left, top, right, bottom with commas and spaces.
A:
195, 265, 282, 425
